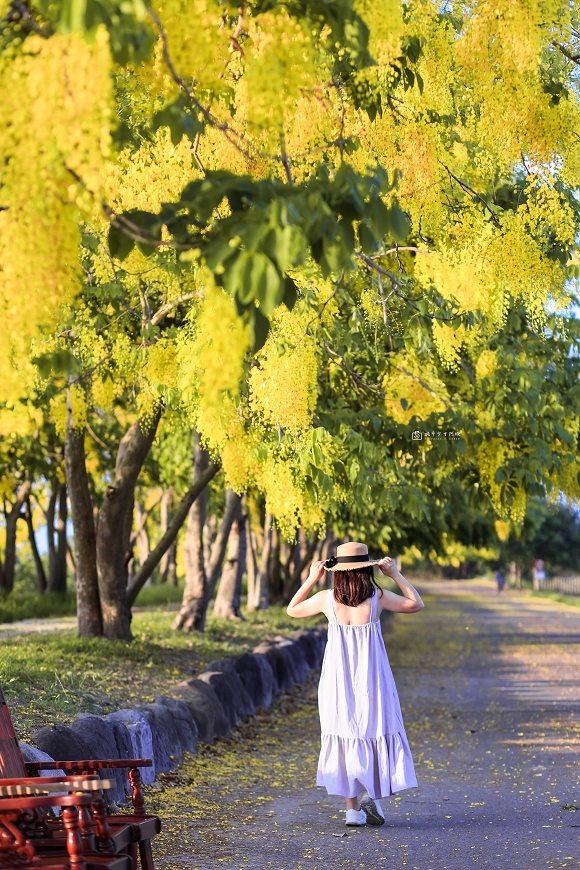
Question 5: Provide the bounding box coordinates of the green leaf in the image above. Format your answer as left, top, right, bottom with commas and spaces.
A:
108, 224, 135, 261
494, 466, 507, 484
81, 233, 99, 252
282, 276, 298, 310
253, 256, 283, 316
403, 68, 415, 90
32, 349, 79, 379
349, 459, 360, 485
322, 237, 349, 275
223, 252, 247, 299
388, 204, 410, 241
305, 477, 318, 502
205, 239, 237, 272
153, 99, 204, 146
403, 35, 423, 64
369, 197, 390, 239
275, 224, 305, 272
358, 222, 376, 253
249, 306, 270, 353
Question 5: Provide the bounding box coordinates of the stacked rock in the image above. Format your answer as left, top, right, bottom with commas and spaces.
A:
23, 626, 327, 802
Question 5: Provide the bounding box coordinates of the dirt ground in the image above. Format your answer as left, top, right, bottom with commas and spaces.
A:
148, 579, 580, 870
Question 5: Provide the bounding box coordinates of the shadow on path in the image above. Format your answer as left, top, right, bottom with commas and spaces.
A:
152, 579, 580, 870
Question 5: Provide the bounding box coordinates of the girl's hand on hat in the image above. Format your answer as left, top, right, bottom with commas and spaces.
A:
378, 557, 399, 578
307, 560, 326, 583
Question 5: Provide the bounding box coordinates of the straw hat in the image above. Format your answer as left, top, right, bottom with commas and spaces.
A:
324, 541, 381, 571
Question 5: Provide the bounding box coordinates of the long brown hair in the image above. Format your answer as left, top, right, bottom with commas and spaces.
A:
333, 567, 383, 607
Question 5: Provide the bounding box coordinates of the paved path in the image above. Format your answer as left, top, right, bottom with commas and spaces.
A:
151, 580, 580, 870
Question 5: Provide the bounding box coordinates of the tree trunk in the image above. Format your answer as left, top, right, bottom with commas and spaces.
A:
134, 502, 150, 570
96, 414, 161, 640
0, 479, 32, 594
173, 488, 242, 631
245, 519, 258, 611
268, 525, 283, 604
284, 533, 318, 601
213, 511, 247, 618
250, 513, 272, 611
126, 462, 221, 606
203, 514, 217, 568
508, 560, 522, 589
159, 488, 173, 581
24, 497, 46, 593
47, 483, 68, 594
180, 433, 209, 620
45, 482, 57, 585
65, 413, 102, 637
166, 539, 178, 585
279, 538, 295, 600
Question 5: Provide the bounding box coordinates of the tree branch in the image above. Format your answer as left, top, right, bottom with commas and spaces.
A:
357, 252, 456, 323
459, 359, 476, 385
441, 164, 502, 229
323, 343, 383, 395
551, 39, 580, 65
372, 246, 432, 258
147, 5, 255, 161
377, 274, 394, 351
151, 293, 200, 326
394, 365, 453, 411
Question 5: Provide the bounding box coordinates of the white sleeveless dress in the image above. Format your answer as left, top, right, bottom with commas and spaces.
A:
316, 588, 417, 799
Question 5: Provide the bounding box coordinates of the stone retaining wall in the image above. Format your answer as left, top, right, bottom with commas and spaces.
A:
20, 627, 327, 803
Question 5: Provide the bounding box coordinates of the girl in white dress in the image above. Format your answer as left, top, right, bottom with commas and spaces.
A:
287, 541, 424, 827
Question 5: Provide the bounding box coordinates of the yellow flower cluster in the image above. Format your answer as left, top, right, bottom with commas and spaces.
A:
249, 309, 318, 436
104, 127, 196, 214
0, 29, 112, 406
432, 322, 465, 371
153, 0, 231, 97
92, 376, 118, 414
475, 350, 499, 383
193, 283, 250, 409
255, 457, 305, 540
384, 357, 449, 425
244, 10, 315, 135
143, 340, 179, 391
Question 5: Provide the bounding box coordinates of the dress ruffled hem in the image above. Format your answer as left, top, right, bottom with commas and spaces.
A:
317, 733, 417, 799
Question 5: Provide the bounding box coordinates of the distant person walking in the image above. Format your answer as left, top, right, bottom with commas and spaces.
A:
495, 569, 506, 593
287, 542, 424, 827
532, 559, 546, 591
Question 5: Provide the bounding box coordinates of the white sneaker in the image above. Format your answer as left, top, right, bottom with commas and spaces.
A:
345, 809, 366, 826
360, 793, 385, 826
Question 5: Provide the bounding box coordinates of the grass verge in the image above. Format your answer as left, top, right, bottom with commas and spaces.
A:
1, 603, 324, 742
531, 590, 580, 609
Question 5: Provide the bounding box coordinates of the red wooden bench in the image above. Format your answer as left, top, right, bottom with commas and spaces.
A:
0, 686, 161, 870
0, 791, 132, 869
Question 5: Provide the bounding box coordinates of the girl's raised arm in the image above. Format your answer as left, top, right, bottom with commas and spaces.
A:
286, 560, 328, 618
376, 558, 424, 614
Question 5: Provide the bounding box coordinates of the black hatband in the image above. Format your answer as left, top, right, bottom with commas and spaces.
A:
336, 554, 370, 563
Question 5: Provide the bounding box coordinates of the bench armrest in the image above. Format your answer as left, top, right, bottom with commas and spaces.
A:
25, 759, 152, 772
